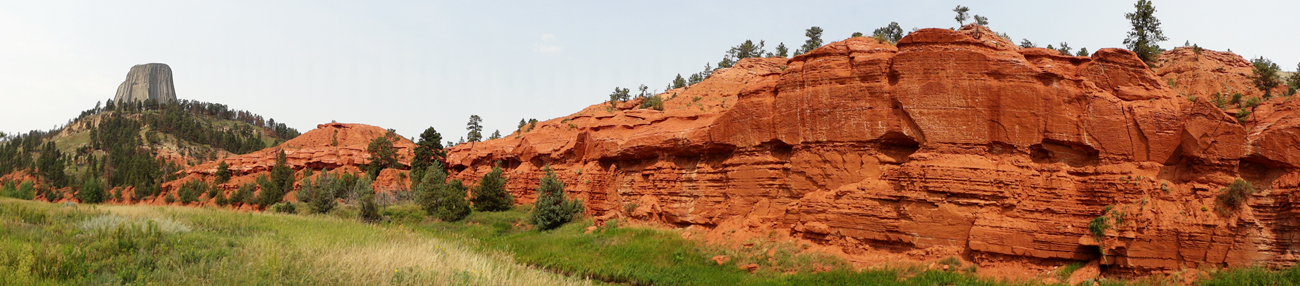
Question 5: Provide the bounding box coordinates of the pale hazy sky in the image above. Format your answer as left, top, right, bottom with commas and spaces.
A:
2, 0, 1298, 142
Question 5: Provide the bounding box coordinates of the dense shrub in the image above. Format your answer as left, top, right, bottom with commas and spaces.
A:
529, 167, 584, 230
253, 150, 295, 208
307, 171, 340, 214
417, 163, 469, 222
365, 131, 399, 179
270, 202, 297, 214
77, 178, 106, 204
470, 165, 513, 212
640, 95, 664, 111
3, 181, 35, 200
176, 180, 210, 204
230, 183, 255, 207
359, 193, 381, 223
1217, 179, 1256, 213
1252, 57, 1282, 95
215, 161, 232, 184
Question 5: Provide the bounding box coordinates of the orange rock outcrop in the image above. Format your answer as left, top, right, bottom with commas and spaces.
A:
443, 25, 1300, 275
155, 122, 415, 207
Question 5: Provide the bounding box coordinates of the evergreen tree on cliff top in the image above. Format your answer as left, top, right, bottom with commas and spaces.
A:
466, 115, 483, 142
470, 163, 513, 212
1124, 0, 1168, 65
794, 26, 824, 56
952, 5, 969, 26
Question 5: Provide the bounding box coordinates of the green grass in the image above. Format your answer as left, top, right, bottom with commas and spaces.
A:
1199, 266, 1300, 286
0, 198, 592, 285
23, 195, 1297, 286
413, 207, 1045, 286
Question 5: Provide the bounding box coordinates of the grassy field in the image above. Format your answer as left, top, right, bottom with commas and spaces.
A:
0, 198, 591, 285
413, 205, 1045, 286
6, 197, 1300, 285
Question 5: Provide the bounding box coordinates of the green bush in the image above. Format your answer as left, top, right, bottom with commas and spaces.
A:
8, 181, 36, 200
230, 183, 255, 207
433, 180, 471, 222
215, 161, 232, 184
0, 181, 14, 198
640, 95, 665, 111
176, 180, 209, 204
470, 165, 513, 212
358, 193, 381, 223
1217, 179, 1255, 213
1088, 216, 1109, 241
76, 178, 106, 204
253, 150, 295, 208
1252, 57, 1282, 93
529, 167, 584, 230
269, 202, 296, 214
308, 171, 338, 214
418, 163, 471, 222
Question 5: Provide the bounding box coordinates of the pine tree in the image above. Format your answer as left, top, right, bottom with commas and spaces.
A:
77, 177, 106, 204
774, 43, 789, 58
528, 166, 584, 230
418, 163, 470, 221
489, 130, 502, 140
672, 74, 687, 89
254, 149, 295, 208
974, 15, 988, 26
795, 26, 824, 56
1057, 42, 1072, 55
1020, 39, 1035, 48
309, 170, 337, 213
470, 164, 513, 212
608, 87, 631, 105
1288, 62, 1300, 95
215, 161, 232, 184
1077, 47, 1090, 57
365, 130, 398, 179
1124, 0, 1168, 65
411, 127, 446, 174
466, 115, 483, 142
872, 22, 904, 43
1252, 57, 1282, 96
953, 5, 970, 26
36, 142, 67, 188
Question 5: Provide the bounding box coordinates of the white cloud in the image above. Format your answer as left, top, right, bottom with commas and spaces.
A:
534, 43, 562, 53
534, 33, 561, 53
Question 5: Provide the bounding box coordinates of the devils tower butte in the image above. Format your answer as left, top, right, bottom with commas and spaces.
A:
113, 63, 177, 103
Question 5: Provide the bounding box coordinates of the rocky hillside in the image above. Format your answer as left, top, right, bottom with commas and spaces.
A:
443, 24, 1300, 275
0, 98, 301, 201
157, 122, 415, 207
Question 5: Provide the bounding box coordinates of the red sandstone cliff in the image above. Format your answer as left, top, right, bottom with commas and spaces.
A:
154, 122, 415, 207
443, 25, 1300, 274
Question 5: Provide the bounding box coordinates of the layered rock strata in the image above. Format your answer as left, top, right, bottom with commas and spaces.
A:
443, 25, 1300, 273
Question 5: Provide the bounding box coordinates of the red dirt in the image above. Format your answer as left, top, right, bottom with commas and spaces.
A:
440, 24, 1300, 280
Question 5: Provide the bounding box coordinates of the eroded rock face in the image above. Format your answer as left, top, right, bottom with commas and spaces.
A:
158, 122, 415, 207
114, 63, 177, 103
444, 25, 1300, 274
